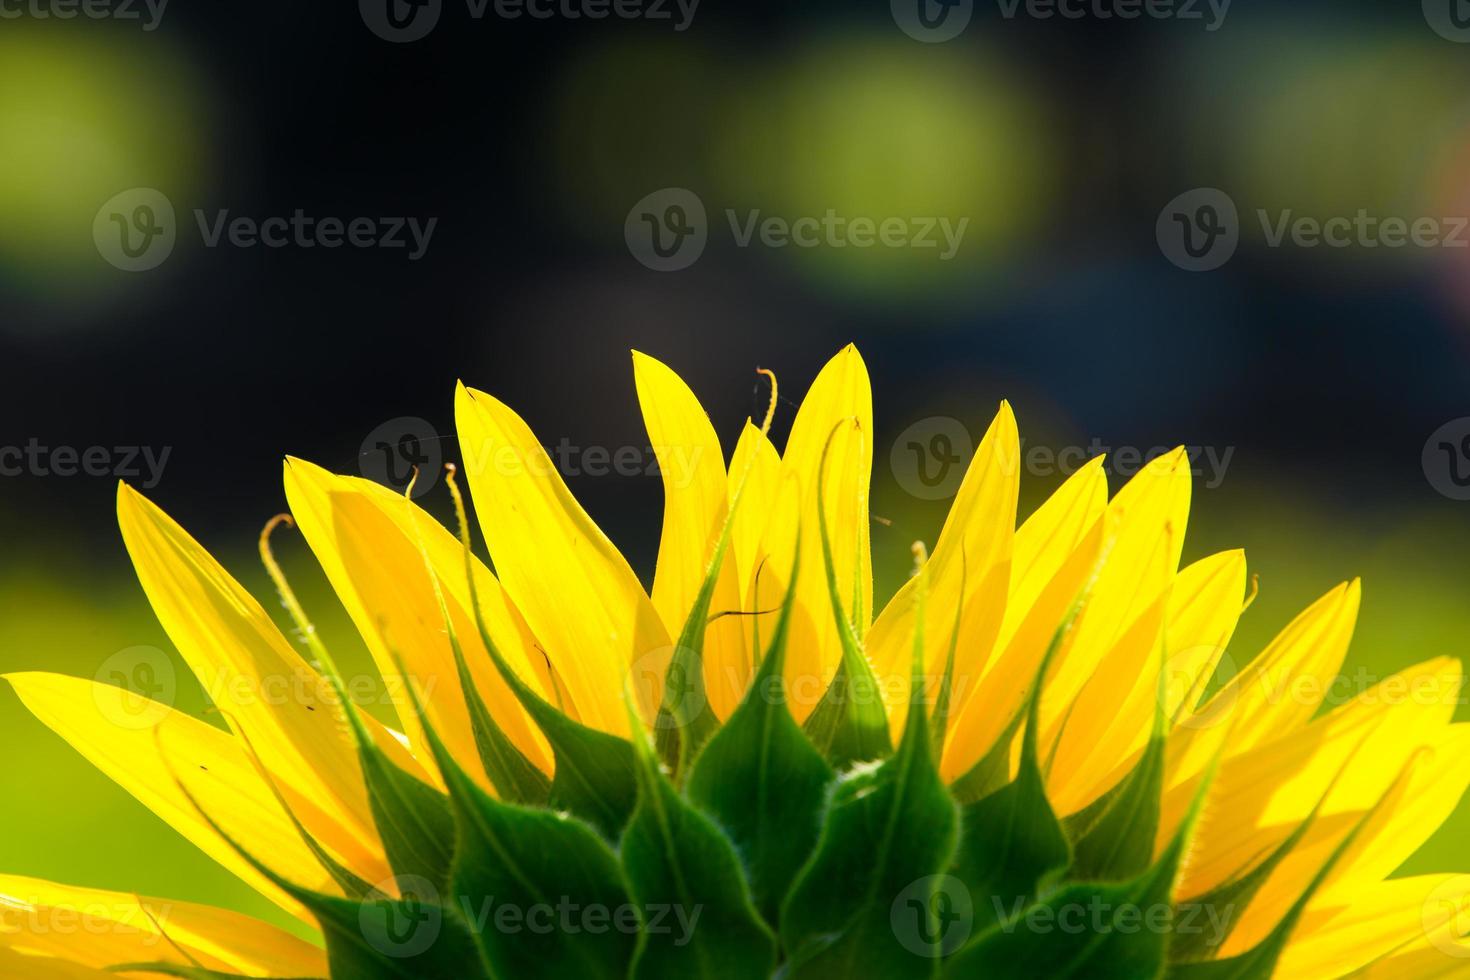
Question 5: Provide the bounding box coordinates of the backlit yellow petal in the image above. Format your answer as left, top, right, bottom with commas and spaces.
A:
455, 383, 672, 735
115, 485, 398, 884
284, 458, 556, 786
750, 344, 873, 720
868, 402, 1019, 744
727, 421, 781, 603
1043, 448, 1191, 814
940, 456, 1107, 780
1274, 875, 1470, 978
3, 672, 367, 916
1172, 657, 1460, 904
0, 874, 326, 977
632, 351, 749, 719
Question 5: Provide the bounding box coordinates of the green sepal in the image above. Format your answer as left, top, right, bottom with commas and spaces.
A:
399, 649, 639, 980
338, 699, 457, 897
621, 697, 779, 979
781, 552, 959, 978
685, 536, 834, 924
948, 701, 1027, 806
444, 613, 551, 806
801, 421, 892, 768
943, 752, 1217, 979
170, 772, 488, 980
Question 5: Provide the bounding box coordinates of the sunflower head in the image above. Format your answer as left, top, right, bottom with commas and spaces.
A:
2, 345, 1466, 979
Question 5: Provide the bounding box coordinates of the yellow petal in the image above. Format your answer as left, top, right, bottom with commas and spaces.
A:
1359, 931, 1470, 979
115, 485, 400, 882
1321, 715, 1470, 897
0, 949, 113, 980
0, 874, 326, 976
726, 421, 781, 609
3, 672, 372, 916
1173, 657, 1460, 904
1275, 874, 1470, 978
1163, 549, 1248, 722
750, 344, 873, 721
284, 458, 555, 786
868, 402, 1019, 743
940, 457, 1107, 780
1198, 579, 1362, 751
1043, 448, 1192, 814
632, 351, 749, 719
455, 383, 672, 735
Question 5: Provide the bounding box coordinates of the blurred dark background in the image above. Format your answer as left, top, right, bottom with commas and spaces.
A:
1, 0, 1468, 928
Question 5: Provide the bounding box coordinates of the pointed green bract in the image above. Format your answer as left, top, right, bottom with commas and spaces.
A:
685, 537, 834, 924
781, 548, 958, 978
944, 752, 1217, 979
334, 689, 457, 896
801, 421, 891, 768
169, 762, 487, 980
621, 698, 778, 979
398, 648, 639, 980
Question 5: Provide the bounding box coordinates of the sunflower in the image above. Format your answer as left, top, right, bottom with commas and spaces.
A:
3, 345, 1467, 979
